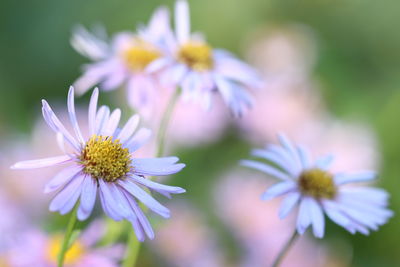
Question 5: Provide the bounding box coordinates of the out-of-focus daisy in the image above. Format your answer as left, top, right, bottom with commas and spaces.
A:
11, 87, 186, 241
4, 220, 124, 267
148, 0, 261, 117
71, 7, 171, 114
242, 134, 393, 238
214, 171, 343, 267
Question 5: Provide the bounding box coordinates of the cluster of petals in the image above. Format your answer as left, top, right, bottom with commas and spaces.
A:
72, 0, 261, 117
11, 87, 186, 241
242, 134, 393, 238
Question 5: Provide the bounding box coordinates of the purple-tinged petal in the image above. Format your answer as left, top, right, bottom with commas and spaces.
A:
77, 176, 98, 221
88, 88, 99, 136
71, 25, 109, 60
130, 175, 185, 195
95, 105, 110, 135
297, 145, 311, 169
241, 160, 290, 181
118, 179, 170, 218
68, 86, 85, 144
250, 149, 294, 176
99, 180, 130, 220
146, 58, 171, 73
279, 192, 301, 219
125, 128, 152, 150
11, 155, 72, 170
308, 198, 325, 238
277, 134, 302, 172
296, 197, 312, 235
44, 165, 83, 193
322, 200, 352, 233
101, 109, 121, 137
49, 174, 84, 213
42, 100, 81, 151
334, 171, 376, 185
132, 157, 185, 176
124, 192, 155, 240
116, 114, 139, 144
261, 181, 296, 201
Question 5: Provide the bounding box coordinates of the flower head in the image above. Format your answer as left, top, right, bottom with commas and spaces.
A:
148, 0, 262, 117
71, 6, 171, 114
241, 134, 393, 238
11, 87, 186, 241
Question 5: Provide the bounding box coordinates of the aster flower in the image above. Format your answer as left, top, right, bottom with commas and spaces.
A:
241, 134, 393, 238
4, 220, 124, 267
147, 0, 261, 117
11, 87, 186, 241
71, 6, 171, 113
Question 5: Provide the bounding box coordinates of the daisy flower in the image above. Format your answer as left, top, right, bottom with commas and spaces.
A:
71, 6, 171, 113
241, 134, 393, 238
11, 87, 186, 241
148, 0, 262, 117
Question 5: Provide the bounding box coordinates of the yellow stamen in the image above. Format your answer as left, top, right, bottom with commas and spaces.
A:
178, 41, 213, 71
298, 168, 337, 199
46, 235, 85, 265
80, 135, 132, 182
122, 39, 161, 71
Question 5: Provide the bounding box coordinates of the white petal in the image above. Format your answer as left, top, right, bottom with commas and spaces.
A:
95, 105, 110, 135
101, 108, 121, 137
88, 88, 99, 136
261, 181, 296, 201
11, 155, 72, 170
116, 114, 140, 144
125, 128, 152, 151
77, 176, 98, 221
279, 192, 301, 219
241, 160, 291, 181
174, 0, 190, 44
334, 171, 376, 185
308, 198, 325, 238
296, 197, 312, 235
68, 86, 85, 144
314, 154, 334, 170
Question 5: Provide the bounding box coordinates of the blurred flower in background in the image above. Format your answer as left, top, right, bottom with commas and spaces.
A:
149, 0, 262, 117
72, 6, 171, 115
2, 220, 124, 267
152, 203, 227, 267
214, 170, 343, 267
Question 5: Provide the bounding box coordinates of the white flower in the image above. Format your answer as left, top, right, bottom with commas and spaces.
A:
148, 0, 262, 117
242, 134, 393, 238
71, 6, 172, 114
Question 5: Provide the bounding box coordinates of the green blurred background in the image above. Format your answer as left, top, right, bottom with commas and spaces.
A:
1, 0, 400, 266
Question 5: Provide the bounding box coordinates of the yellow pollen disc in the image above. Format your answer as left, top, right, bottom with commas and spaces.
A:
122, 40, 161, 71
46, 235, 85, 265
298, 168, 337, 199
178, 41, 214, 71
80, 135, 132, 182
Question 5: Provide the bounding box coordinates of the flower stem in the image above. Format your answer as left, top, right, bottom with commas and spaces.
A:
156, 88, 180, 158
57, 204, 79, 267
122, 88, 180, 267
271, 230, 299, 267
122, 222, 141, 267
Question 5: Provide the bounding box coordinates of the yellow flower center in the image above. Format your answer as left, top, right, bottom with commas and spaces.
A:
46, 235, 85, 265
298, 168, 337, 199
178, 41, 214, 71
80, 135, 132, 182
122, 40, 161, 71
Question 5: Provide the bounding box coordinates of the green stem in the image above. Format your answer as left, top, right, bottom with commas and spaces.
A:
271, 230, 299, 267
156, 88, 180, 158
122, 88, 180, 267
57, 204, 79, 267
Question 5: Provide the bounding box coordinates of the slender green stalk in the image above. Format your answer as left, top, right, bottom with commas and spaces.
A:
122, 88, 180, 267
156, 88, 180, 158
57, 204, 79, 267
271, 230, 299, 267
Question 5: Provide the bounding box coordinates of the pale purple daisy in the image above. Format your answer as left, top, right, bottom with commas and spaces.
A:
71, 6, 172, 113
147, 0, 262, 117
11, 87, 186, 241
241, 134, 393, 238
